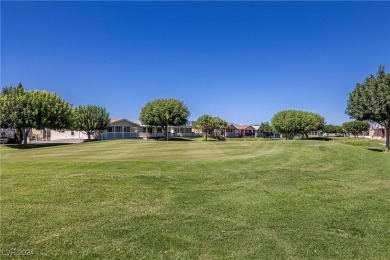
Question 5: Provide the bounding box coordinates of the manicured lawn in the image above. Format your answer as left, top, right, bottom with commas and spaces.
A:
1, 138, 389, 259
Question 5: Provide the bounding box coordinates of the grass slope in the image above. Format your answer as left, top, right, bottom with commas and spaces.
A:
1, 139, 389, 259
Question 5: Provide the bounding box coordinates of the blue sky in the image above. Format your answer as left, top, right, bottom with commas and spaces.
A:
2, 1, 390, 125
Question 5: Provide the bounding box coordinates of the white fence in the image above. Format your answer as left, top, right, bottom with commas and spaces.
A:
100, 132, 200, 140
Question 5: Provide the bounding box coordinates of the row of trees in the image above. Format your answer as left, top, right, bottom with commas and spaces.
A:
139, 99, 229, 141
138, 65, 389, 151
0, 84, 110, 144
2, 66, 388, 149
258, 118, 370, 139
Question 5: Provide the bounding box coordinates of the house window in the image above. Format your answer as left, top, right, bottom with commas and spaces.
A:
124, 127, 130, 132
108, 127, 113, 132
71, 131, 75, 136
115, 126, 121, 132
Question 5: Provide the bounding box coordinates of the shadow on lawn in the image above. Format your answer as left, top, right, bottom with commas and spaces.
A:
366, 148, 386, 153
4, 143, 74, 149
308, 137, 333, 141
155, 137, 194, 141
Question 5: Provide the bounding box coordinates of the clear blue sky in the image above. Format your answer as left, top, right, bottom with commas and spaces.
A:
2, 1, 390, 125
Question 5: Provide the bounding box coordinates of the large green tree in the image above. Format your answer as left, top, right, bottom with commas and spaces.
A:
194, 115, 228, 141
346, 65, 390, 151
271, 110, 325, 140
0, 84, 73, 144
139, 98, 190, 140
342, 120, 370, 138
73, 105, 110, 140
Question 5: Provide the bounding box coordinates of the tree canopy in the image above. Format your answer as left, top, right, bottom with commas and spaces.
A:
258, 121, 273, 137
194, 114, 228, 141
0, 84, 73, 144
342, 120, 370, 138
139, 99, 190, 140
346, 65, 390, 150
323, 124, 344, 136
73, 105, 110, 140
271, 110, 325, 139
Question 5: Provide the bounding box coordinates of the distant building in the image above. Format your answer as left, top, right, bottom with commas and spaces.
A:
0, 128, 14, 144
368, 123, 386, 140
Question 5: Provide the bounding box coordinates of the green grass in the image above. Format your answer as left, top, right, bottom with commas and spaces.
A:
1, 138, 389, 259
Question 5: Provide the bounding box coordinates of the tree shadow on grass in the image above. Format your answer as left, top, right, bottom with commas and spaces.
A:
366, 148, 386, 153
155, 137, 194, 141
308, 137, 333, 141
4, 143, 74, 149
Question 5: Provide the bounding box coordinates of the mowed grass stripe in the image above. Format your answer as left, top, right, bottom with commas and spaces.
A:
1, 139, 389, 259
1, 139, 280, 162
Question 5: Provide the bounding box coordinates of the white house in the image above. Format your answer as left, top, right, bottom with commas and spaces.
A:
50, 130, 89, 141
100, 119, 200, 140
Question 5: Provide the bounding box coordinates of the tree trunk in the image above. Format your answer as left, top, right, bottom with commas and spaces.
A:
16, 128, 23, 144
23, 128, 30, 145
87, 133, 91, 140
166, 121, 169, 142
385, 126, 390, 152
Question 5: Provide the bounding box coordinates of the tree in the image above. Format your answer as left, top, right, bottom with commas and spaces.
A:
212, 117, 228, 140
346, 65, 390, 151
271, 110, 325, 140
0, 84, 73, 145
342, 120, 370, 138
259, 121, 273, 137
139, 99, 190, 140
73, 105, 110, 140
194, 115, 228, 141
323, 124, 344, 136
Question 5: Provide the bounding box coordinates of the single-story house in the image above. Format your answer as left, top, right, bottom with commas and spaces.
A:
100, 119, 200, 140
225, 124, 240, 138
236, 125, 256, 137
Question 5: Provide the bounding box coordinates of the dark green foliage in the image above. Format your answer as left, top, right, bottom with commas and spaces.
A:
271, 110, 325, 139
342, 120, 370, 138
73, 105, 110, 140
194, 114, 228, 141
259, 121, 274, 137
139, 99, 190, 139
323, 124, 344, 136
346, 65, 390, 150
0, 84, 72, 144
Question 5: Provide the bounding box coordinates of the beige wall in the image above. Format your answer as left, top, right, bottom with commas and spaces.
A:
51, 130, 89, 140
